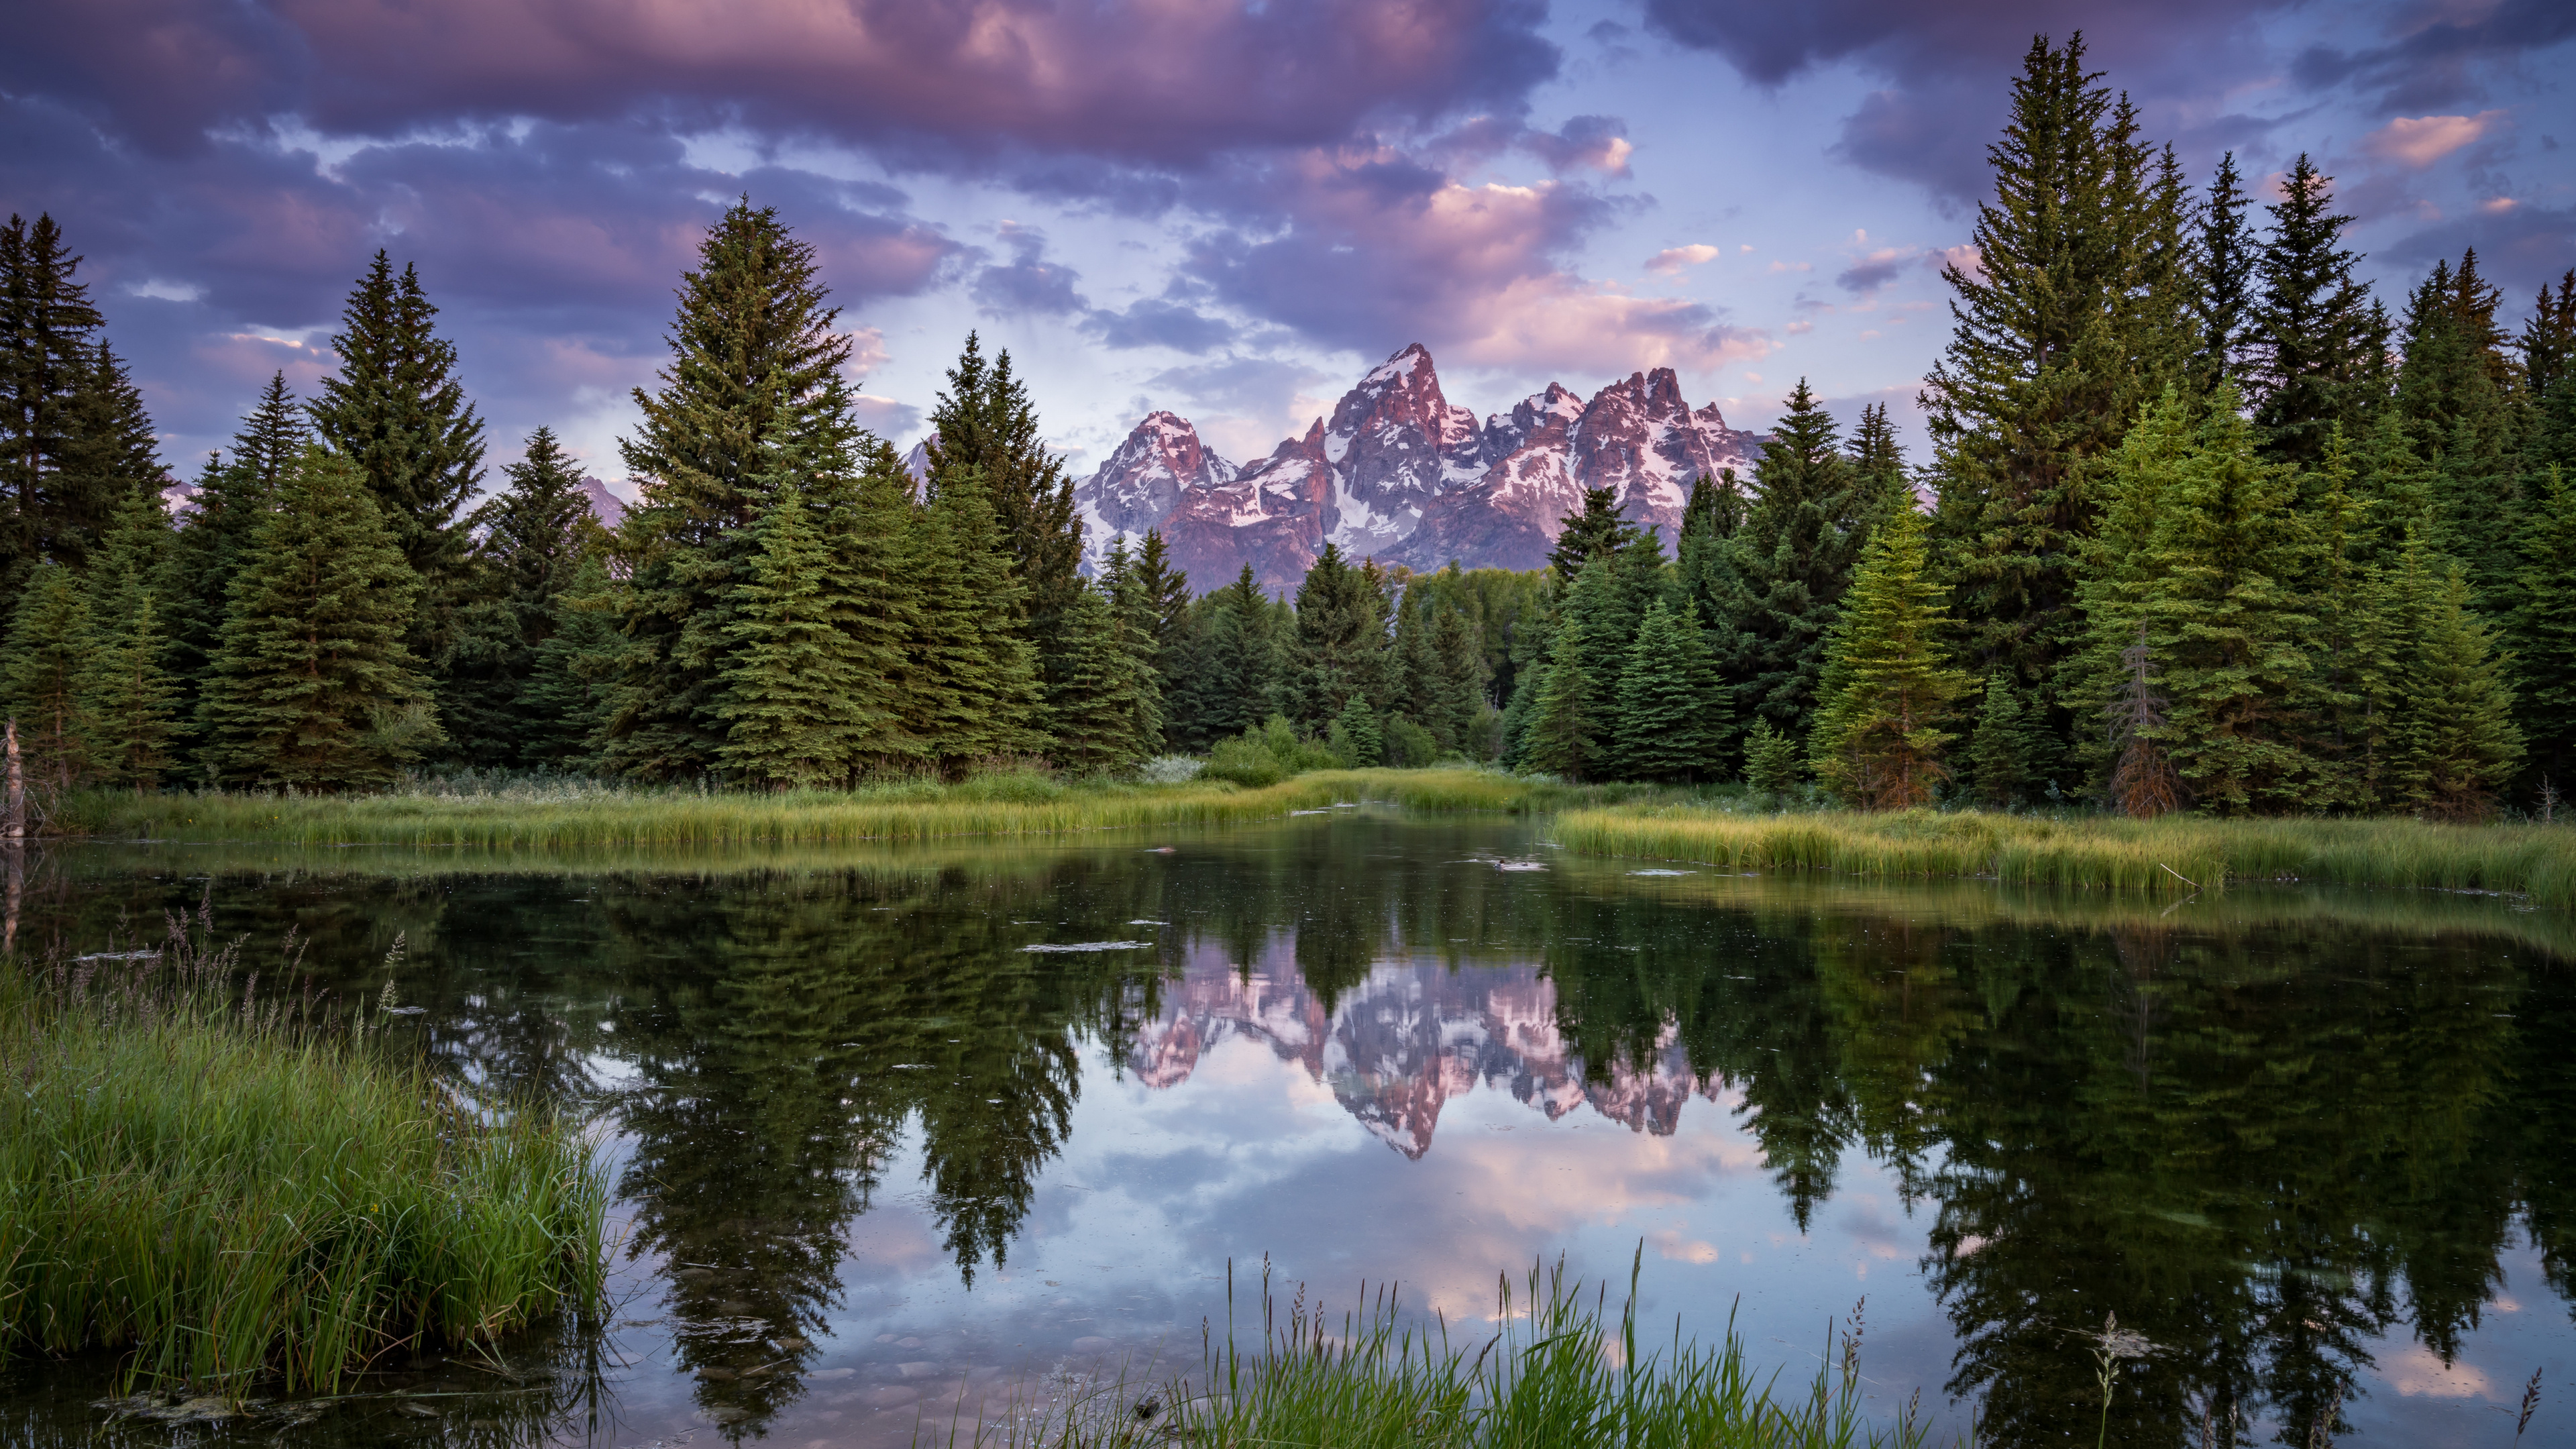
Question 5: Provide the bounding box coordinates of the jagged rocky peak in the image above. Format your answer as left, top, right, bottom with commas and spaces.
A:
1321, 343, 1484, 559
1076, 411, 1237, 562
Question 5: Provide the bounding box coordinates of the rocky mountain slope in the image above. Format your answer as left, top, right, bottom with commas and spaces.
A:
1074, 344, 1768, 591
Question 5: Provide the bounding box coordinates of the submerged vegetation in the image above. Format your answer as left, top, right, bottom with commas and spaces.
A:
0, 910, 608, 1395
985, 1255, 1953, 1449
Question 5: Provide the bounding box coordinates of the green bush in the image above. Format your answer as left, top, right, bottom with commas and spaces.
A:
1381, 714, 1440, 769
1208, 714, 1342, 787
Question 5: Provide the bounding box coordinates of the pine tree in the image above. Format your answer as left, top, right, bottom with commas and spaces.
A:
2103, 623, 2181, 818
1808, 502, 1972, 810
1921, 36, 2198, 710
1966, 676, 2037, 809
1549, 485, 1634, 580
902, 466, 1046, 772
2247, 155, 2387, 470
2193, 152, 2259, 388
1614, 599, 1731, 784
1387, 585, 1444, 741
2398, 256, 2517, 602
2386, 557, 2522, 820
1521, 554, 1619, 780
2518, 270, 2576, 406
2507, 466, 2576, 793
442, 427, 602, 762
519, 553, 621, 769
924, 333, 1083, 728
163, 376, 309, 753
1, 560, 93, 790
608, 200, 859, 780
1327, 692, 1384, 768
59, 342, 166, 527
309, 252, 486, 672
1428, 601, 1489, 755
2134, 400, 2316, 813
197, 446, 441, 788
1288, 542, 1392, 727
80, 486, 178, 790
1716, 380, 1870, 743
0, 213, 111, 605
1743, 718, 1801, 794
1180, 566, 1279, 748
822, 441, 928, 773
714, 466, 882, 788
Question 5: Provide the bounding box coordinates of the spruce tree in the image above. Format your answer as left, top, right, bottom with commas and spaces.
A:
1, 560, 93, 791
924, 333, 1083, 726
1327, 692, 1384, 768
2518, 270, 2576, 406
608, 199, 857, 780
1966, 676, 2037, 809
1807, 502, 1972, 810
1521, 554, 1619, 780
197, 447, 440, 788
163, 376, 310, 754
1743, 718, 1801, 795
1187, 566, 1279, 747
80, 486, 179, 790
60, 342, 166, 528
1716, 381, 1870, 743
519, 553, 621, 769
1429, 602, 1489, 755
1614, 599, 1730, 784
443, 427, 601, 762
902, 466, 1046, 772
1921, 36, 2197, 709
0, 213, 111, 602
2398, 257, 2517, 602
2247, 155, 2387, 469
309, 252, 486, 669
1549, 485, 1633, 580
714, 467, 881, 788
2193, 152, 2258, 388
2510, 466, 2576, 791
823, 441, 929, 773
1288, 542, 1392, 727
2386, 557, 2522, 820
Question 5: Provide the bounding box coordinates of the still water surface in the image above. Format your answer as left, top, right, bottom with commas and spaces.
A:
5, 812, 2573, 1446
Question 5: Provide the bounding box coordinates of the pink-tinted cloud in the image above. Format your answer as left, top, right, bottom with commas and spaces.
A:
2363, 109, 2512, 166
1645, 244, 1721, 276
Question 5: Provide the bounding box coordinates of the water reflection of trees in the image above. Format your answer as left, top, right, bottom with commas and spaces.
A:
27, 830, 2576, 1446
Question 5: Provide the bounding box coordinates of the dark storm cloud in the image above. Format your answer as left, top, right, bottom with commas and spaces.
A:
2292, 0, 2576, 113
1086, 297, 1236, 354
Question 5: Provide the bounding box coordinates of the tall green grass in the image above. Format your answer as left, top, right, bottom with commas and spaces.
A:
0, 911, 608, 1395
972, 1253, 1954, 1448
48, 768, 1574, 849
1556, 806, 2576, 908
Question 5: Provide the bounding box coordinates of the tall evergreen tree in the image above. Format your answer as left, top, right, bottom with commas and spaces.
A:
443, 427, 601, 762
1521, 552, 1623, 781
1921, 36, 2197, 712
309, 252, 486, 677
59, 342, 166, 524
1966, 676, 2039, 810
1046, 580, 1157, 773
0, 560, 93, 791
2518, 270, 2576, 405
2509, 466, 2576, 792
1175, 566, 1278, 749
924, 333, 1084, 727
2385, 552, 2522, 820
2397, 256, 2516, 601
1548, 484, 1635, 580
1717, 380, 1871, 743
714, 467, 883, 788
902, 466, 1046, 771
80, 486, 178, 790
519, 553, 621, 770
1808, 502, 1972, 810
2193, 152, 2259, 388
2246, 155, 2387, 469
197, 447, 440, 788
608, 200, 859, 780
0, 212, 111, 604
1288, 542, 1392, 727
1428, 600, 1489, 755
1327, 692, 1384, 769
163, 376, 310, 749
1614, 599, 1731, 784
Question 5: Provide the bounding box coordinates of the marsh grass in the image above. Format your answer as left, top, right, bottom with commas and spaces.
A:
48, 768, 1587, 849
0, 906, 608, 1397
1556, 806, 2576, 909
961, 1252, 1954, 1449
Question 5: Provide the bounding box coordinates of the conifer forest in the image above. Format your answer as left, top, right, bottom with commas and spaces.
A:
2, 36, 2571, 825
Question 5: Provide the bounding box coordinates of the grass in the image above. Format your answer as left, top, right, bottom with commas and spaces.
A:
46, 767, 1583, 849
967, 1252, 1957, 1448
1554, 804, 2576, 910
0, 906, 609, 1397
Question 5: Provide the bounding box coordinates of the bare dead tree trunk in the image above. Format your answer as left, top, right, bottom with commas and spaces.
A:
4, 717, 24, 844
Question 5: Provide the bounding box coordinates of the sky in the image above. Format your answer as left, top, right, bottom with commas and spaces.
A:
5, 0, 2571, 496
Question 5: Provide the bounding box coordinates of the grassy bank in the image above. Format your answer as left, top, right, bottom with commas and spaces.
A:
1556, 805, 2576, 909
989, 1255, 1953, 1448
0, 918, 607, 1395
49, 768, 1576, 849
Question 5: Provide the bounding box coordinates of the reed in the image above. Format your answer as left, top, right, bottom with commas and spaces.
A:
0, 912, 608, 1396
48, 769, 1571, 849
1554, 806, 2576, 908
969, 1252, 1955, 1449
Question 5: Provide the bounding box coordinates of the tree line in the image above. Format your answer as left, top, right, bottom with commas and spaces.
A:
4, 32, 2571, 816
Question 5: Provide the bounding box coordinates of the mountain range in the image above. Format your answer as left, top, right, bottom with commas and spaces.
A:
1066, 343, 1770, 592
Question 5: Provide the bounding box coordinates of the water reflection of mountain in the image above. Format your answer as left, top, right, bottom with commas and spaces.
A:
1128, 943, 1717, 1157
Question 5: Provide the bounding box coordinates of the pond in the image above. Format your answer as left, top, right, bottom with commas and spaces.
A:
3, 810, 2571, 1446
